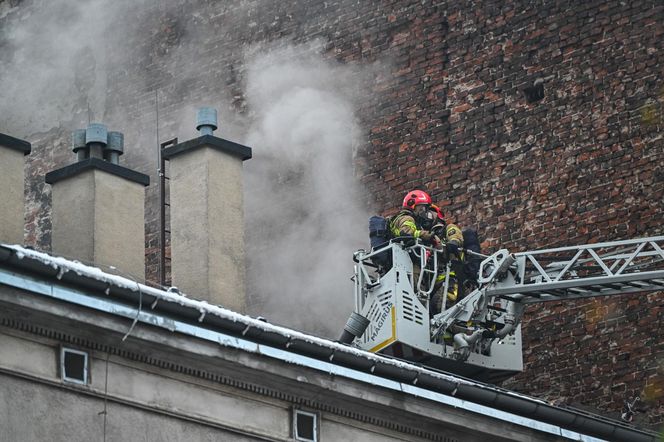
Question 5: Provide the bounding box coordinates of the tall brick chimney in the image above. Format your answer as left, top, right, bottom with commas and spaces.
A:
162, 108, 252, 312
0, 133, 31, 244
45, 124, 149, 278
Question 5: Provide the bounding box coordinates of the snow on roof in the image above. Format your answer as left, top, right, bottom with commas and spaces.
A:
3, 243, 482, 388
3, 243, 657, 442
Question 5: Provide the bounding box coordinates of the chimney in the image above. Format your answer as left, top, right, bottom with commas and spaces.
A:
45, 124, 149, 278
0, 133, 31, 244
162, 108, 252, 312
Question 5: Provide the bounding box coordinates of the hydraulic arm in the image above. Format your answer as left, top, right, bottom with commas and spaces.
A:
345, 235, 664, 381
431, 236, 664, 348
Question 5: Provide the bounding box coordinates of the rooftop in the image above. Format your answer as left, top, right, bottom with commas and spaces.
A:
0, 243, 659, 442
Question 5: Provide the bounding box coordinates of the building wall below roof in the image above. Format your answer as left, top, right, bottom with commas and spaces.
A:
0, 329, 461, 442
0, 283, 558, 442
0, 374, 264, 442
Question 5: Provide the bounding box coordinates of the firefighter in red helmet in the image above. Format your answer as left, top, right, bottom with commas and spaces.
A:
389, 190, 439, 244
389, 190, 463, 251
389, 190, 464, 309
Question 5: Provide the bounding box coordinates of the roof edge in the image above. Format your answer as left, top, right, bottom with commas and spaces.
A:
0, 243, 658, 442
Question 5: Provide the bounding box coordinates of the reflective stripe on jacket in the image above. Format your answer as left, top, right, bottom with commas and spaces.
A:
389, 210, 427, 239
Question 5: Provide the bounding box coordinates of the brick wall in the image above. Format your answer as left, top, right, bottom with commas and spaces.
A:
431, 1, 663, 428
340, 0, 664, 425
2, 0, 663, 428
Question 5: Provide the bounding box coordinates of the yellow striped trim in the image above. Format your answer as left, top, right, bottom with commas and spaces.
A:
369, 306, 397, 353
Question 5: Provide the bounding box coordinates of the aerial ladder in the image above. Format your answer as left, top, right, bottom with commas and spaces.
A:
341, 236, 664, 383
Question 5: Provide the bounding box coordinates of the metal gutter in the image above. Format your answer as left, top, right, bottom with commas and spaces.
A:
0, 244, 659, 442
0, 266, 602, 442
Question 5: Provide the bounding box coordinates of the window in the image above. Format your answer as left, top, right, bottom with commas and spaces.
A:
293, 409, 318, 442
60, 347, 88, 384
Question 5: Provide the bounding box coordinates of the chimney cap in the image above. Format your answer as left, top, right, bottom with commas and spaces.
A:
106, 131, 125, 154
86, 123, 108, 145
45, 158, 150, 187
0, 132, 31, 155
161, 135, 252, 162
196, 107, 218, 135
72, 129, 87, 153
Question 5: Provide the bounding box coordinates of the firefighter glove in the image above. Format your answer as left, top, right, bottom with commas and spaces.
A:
446, 242, 460, 256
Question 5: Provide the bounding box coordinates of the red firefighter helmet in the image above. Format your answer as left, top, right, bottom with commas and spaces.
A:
402, 190, 432, 210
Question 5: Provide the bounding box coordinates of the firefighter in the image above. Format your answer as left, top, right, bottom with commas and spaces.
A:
424, 204, 465, 314
389, 190, 463, 307
425, 204, 464, 260
389, 190, 440, 246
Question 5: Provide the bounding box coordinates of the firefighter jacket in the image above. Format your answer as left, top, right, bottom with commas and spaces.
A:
391, 209, 465, 302
389, 210, 438, 244
389, 210, 464, 247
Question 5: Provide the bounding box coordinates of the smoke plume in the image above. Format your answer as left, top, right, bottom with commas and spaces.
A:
0, 1, 374, 338
243, 42, 371, 337
0, 0, 122, 133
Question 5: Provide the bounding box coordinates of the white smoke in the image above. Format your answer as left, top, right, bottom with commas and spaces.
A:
243, 42, 371, 337
0, 1, 375, 338
0, 0, 126, 133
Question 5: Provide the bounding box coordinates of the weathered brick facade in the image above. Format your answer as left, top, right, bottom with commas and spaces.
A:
1, 0, 662, 429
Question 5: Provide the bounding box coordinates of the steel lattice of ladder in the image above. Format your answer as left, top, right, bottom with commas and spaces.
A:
431, 236, 664, 350
479, 236, 664, 301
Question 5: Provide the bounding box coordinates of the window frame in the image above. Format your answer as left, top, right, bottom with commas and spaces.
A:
60, 347, 89, 385
293, 408, 318, 442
